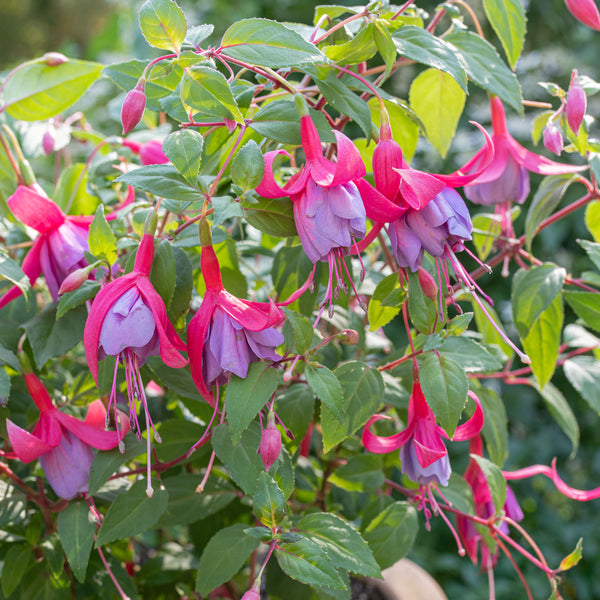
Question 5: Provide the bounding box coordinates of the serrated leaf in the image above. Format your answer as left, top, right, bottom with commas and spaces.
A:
276, 538, 346, 589
305, 363, 343, 420
275, 385, 315, 445
409, 68, 466, 158
221, 19, 326, 68
3, 58, 102, 121
565, 291, 600, 333
56, 280, 100, 319
96, 480, 169, 545
368, 273, 404, 331
327, 455, 384, 493
253, 472, 288, 528
483, 0, 526, 70
445, 30, 522, 113
362, 501, 418, 570
88, 205, 117, 265
163, 129, 203, 185
564, 356, 600, 414
231, 140, 264, 192
195, 524, 260, 595
419, 353, 468, 437
116, 164, 203, 201
139, 0, 187, 53
439, 336, 502, 373
225, 363, 281, 442
471, 455, 506, 513
282, 307, 314, 354
297, 512, 381, 578
57, 501, 95, 582
537, 381, 579, 455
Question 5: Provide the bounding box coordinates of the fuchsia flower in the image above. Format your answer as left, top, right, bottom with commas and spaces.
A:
362, 381, 484, 487
6, 370, 128, 499
566, 70, 587, 135
84, 226, 187, 495
464, 96, 586, 207
259, 414, 282, 472
121, 79, 147, 135
564, 0, 600, 30
187, 244, 284, 405
0, 186, 92, 309
122, 138, 169, 165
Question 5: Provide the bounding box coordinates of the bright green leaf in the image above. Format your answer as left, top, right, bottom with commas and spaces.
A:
585, 200, 600, 242
368, 273, 404, 331
564, 356, 600, 414
89, 205, 117, 265
138, 0, 187, 53
559, 538, 583, 572
565, 291, 600, 333
163, 129, 204, 185
0, 251, 30, 302
324, 24, 377, 64
305, 363, 344, 420
483, 0, 527, 70
282, 308, 314, 354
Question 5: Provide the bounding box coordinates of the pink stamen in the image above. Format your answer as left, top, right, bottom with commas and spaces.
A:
427, 486, 466, 557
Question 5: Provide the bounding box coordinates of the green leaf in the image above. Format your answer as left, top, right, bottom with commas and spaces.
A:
564, 356, 600, 414
532, 110, 554, 145
57, 501, 95, 582
297, 512, 381, 578
483, 0, 527, 69
471, 455, 506, 513
565, 291, 600, 333
419, 353, 468, 437
439, 336, 503, 373
275, 385, 315, 445
150, 239, 176, 307
56, 281, 100, 319
512, 264, 565, 339
96, 480, 169, 545
54, 162, 99, 215
525, 175, 577, 250
276, 537, 346, 589
407, 268, 441, 334
478, 387, 509, 467
443, 473, 475, 515
579, 239, 600, 272
324, 24, 377, 64
469, 294, 513, 360
231, 140, 264, 192
139, 0, 187, 53
154, 420, 206, 462
163, 129, 203, 185
225, 363, 281, 443
328, 455, 384, 493
374, 21, 397, 81
361, 501, 418, 570
522, 294, 563, 388
0, 368, 10, 398
145, 358, 203, 402
282, 308, 314, 354
537, 381, 579, 455
445, 31, 522, 113
0, 482, 26, 527
321, 361, 384, 453
195, 523, 260, 596
182, 67, 244, 124
392, 26, 467, 90
3, 57, 102, 121
0, 250, 30, 302
409, 68, 466, 158
168, 246, 193, 324
22, 304, 87, 368
1, 543, 34, 597
472, 213, 501, 262
212, 422, 264, 494
585, 200, 600, 242
368, 273, 404, 331
116, 164, 203, 201
89, 205, 117, 265
305, 363, 344, 420
253, 472, 288, 528
559, 538, 583, 572
243, 196, 297, 237
221, 19, 326, 67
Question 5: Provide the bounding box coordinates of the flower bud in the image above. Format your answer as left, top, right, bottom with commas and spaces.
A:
58, 266, 92, 295
241, 583, 261, 600
42, 52, 68, 66
121, 79, 147, 135
144, 209, 159, 236
338, 328, 359, 345
564, 0, 600, 31
42, 128, 56, 155
566, 70, 586, 135
417, 267, 438, 301
543, 122, 563, 156
259, 418, 282, 472
198, 216, 212, 247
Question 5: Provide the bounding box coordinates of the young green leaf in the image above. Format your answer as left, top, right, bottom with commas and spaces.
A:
138, 0, 187, 53
231, 140, 265, 192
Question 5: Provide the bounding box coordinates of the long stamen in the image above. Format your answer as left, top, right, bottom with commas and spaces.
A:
340, 253, 366, 311
428, 486, 466, 556
352, 237, 366, 283
144, 406, 153, 498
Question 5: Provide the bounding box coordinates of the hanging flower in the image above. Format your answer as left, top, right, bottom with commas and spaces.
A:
187, 244, 284, 405
6, 368, 128, 500
362, 381, 484, 487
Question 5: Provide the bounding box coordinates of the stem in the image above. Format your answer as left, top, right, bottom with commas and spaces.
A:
207, 125, 247, 198
495, 528, 556, 576
96, 542, 131, 600
495, 537, 534, 600
450, 0, 484, 37
312, 10, 369, 45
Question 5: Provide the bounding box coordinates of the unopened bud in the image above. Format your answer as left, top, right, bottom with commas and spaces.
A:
338, 329, 359, 345
259, 419, 282, 472
418, 267, 438, 300
198, 216, 212, 247
58, 266, 92, 295
566, 70, 586, 135
241, 583, 261, 600
543, 122, 563, 156
121, 79, 147, 135
294, 93, 310, 117
42, 128, 56, 155
17, 351, 34, 375
18, 159, 37, 187
42, 52, 68, 66
144, 210, 158, 236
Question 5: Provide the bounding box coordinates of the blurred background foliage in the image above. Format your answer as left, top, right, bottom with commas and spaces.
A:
0, 1, 599, 598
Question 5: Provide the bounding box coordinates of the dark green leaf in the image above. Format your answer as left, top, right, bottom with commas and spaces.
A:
275, 385, 315, 445
244, 196, 297, 237
564, 356, 600, 414
297, 512, 381, 578
211, 196, 244, 228
57, 501, 95, 582
231, 140, 264, 192
253, 472, 288, 528
361, 501, 418, 570
443, 473, 475, 515
565, 291, 600, 333
195, 523, 260, 595
328, 455, 384, 493
407, 269, 442, 334
1, 543, 34, 596
225, 363, 281, 443
482, 0, 526, 69
282, 308, 314, 354
0, 367, 10, 398
56, 281, 101, 319
221, 19, 326, 67
439, 336, 502, 373
270, 446, 295, 500
163, 129, 204, 185
537, 381, 579, 456
145, 358, 203, 401
478, 387, 509, 467
88, 205, 117, 264
305, 363, 343, 420
96, 480, 169, 545
116, 164, 203, 201
445, 31, 522, 113
155, 420, 207, 462
471, 455, 506, 513
0, 481, 26, 527
150, 239, 176, 308
419, 353, 468, 437
167, 246, 193, 324
139, 0, 187, 53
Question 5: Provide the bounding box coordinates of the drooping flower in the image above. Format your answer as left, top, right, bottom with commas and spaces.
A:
6, 368, 128, 500
187, 244, 284, 405
84, 223, 187, 495
362, 381, 484, 487
256, 100, 369, 314
564, 0, 600, 30
0, 186, 92, 309
122, 138, 168, 165
566, 69, 587, 135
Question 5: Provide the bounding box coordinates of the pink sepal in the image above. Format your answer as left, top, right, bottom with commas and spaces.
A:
311, 131, 366, 188
6, 418, 57, 463
256, 150, 298, 198
8, 186, 66, 233
133, 234, 156, 277
362, 414, 413, 454
507, 135, 587, 175
449, 391, 485, 441
355, 179, 406, 223
396, 168, 446, 210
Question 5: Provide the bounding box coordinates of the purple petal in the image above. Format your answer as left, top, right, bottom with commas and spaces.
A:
246, 327, 284, 361
388, 219, 424, 272
400, 439, 451, 486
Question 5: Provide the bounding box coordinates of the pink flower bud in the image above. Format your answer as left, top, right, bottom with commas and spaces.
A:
338, 329, 359, 345
241, 584, 261, 600
564, 0, 600, 31
58, 266, 91, 295
121, 80, 147, 135
42, 128, 56, 155
567, 71, 587, 135
543, 123, 564, 156
42, 52, 68, 66
259, 420, 281, 472
417, 267, 438, 300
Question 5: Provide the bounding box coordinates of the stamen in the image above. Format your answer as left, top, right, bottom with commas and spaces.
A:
352, 237, 366, 283
463, 246, 493, 273
144, 407, 153, 498
428, 486, 466, 557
